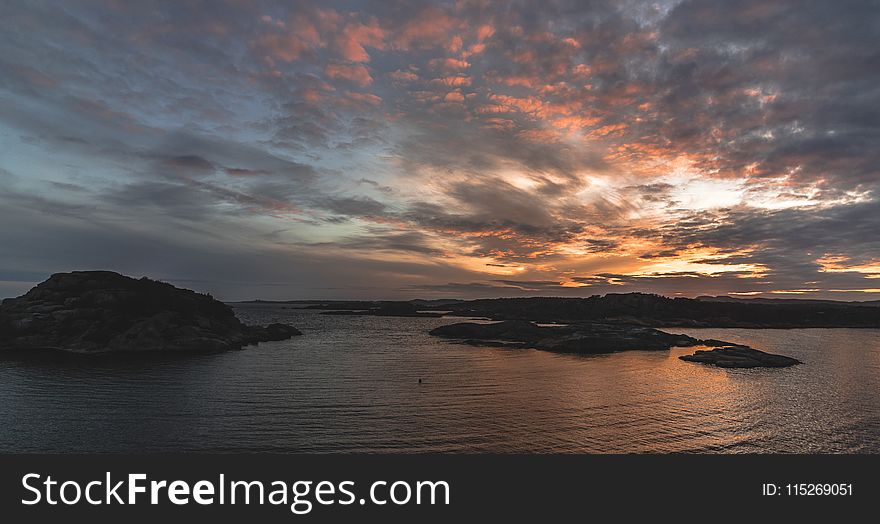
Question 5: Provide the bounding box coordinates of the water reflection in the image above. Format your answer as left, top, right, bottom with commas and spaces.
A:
1, 306, 878, 453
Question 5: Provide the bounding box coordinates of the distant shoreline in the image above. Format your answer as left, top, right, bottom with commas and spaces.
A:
231, 293, 880, 329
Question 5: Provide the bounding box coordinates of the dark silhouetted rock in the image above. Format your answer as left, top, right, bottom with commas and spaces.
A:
430, 320, 799, 368
430, 320, 701, 354
436, 293, 880, 328
0, 271, 302, 354
680, 346, 800, 368
245, 323, 303, 342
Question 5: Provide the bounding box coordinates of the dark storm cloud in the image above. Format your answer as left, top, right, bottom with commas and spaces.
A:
647, 0, 880, 190
103, 181, 220, 221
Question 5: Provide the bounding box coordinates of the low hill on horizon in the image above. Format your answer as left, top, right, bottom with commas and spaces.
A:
695, 295, 880, 307
239, 292, 880, 328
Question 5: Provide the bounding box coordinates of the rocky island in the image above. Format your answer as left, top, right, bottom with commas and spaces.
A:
679, 345, 801, 368
429, 320, 801, 368
430, 320, 699, 352
0, 271, 302, 354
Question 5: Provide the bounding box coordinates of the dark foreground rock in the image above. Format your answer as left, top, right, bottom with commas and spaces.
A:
679, 346, 800, 368
429, 320, 700, 353
430, 320, 800, 368
0, 271, 301, 354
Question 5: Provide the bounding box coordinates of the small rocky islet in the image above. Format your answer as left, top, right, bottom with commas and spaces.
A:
679, 345, 801, 368
0, 271, 301, 354
429, 320, 801, 369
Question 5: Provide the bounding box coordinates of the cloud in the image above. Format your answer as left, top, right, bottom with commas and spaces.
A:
313, 196, 387, 218
334, 19, 386, 62
0, 0, 877, 300
323, 62, 373, 86
391, 5, 462, 50
428, 58, 470, 71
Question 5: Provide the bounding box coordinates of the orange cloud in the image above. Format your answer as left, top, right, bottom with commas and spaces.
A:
476, 24, 495, 41
517, 128, 563, 143
475, 104, 512, 114
462, 43, 486, 58
254, 32, 314, 62
324, 62, 373, 87
253, 9, 340, 62
487, 73, 536, 88
489, 94, 542, 113
345, 91, 382, 106
389, 69, 419, 82
393, 7, 461, 50
587, 123, 628, 138
429, 57, 471, 71
446, 35, 463, 53
335, 20, 386, 62
551, 115, 603, 130
429, 75, 472, 88
481, 117, 517, 130
411, 90, 442, 103
301, 88, 323, 103
572, 64, 591, 77
511, 49, 536, 64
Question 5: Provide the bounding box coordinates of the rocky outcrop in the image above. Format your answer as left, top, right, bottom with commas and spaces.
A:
430, 320, 801, 368
0, 271, 301, 354
679, 346, 800, 368
245, 323, 303, 343
429, 320, 701, 354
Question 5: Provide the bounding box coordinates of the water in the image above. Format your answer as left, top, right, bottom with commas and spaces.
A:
1, 305, 879, 453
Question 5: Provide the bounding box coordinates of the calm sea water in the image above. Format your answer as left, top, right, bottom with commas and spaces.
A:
1, 304, 879, 453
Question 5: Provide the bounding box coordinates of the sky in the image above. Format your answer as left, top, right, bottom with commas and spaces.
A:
1, 0, 879, 301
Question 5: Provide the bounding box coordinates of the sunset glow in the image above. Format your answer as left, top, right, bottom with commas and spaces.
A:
0, 0, 877, 300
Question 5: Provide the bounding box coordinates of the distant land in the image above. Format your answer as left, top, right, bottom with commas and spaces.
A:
696, 295, 880, 307
240, 293, 880, 328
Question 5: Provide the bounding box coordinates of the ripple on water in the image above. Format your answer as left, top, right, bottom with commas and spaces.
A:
1, 306, 879, 453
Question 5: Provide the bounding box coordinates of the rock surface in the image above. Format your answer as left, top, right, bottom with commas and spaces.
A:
429, 320, 700, 353
0, 271, 301, 353
679, 346, 801, 368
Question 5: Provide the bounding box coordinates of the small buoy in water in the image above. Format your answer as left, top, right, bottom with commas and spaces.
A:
418, 378, 422, 384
